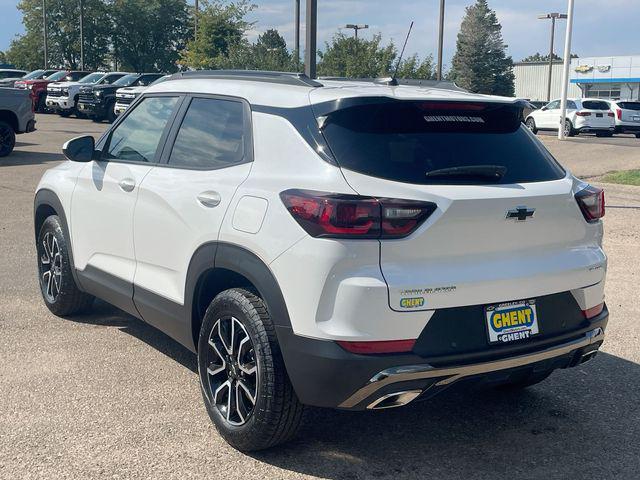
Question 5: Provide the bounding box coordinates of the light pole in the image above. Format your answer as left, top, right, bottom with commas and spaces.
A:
194, 0, 199, 40
538, 12, 567, 102
558, 0, 575, 140
344, 24, 369, 39
42, 0, 48, 69
305, 0, 317, 78
79, 0, 84, 70
436, 0, 445, 81
294, 0, 300, 70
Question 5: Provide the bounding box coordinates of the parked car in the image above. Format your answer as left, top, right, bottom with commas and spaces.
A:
0, 68, 29, 87
46, 72, 129, 118
525, 98, 615, 137
0, 69, 58, 88
15, 70, 90, 112
0, 86, 36, 157
34, 71, 608, 451
114, 74, 170, 116
77, 73, 162, 123
604, 100, 640, 138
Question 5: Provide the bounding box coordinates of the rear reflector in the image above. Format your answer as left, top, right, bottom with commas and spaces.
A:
575, 185, 605, 222
583, 303, 604, 319
280, 189, 436, 239
337, 339, 416, 354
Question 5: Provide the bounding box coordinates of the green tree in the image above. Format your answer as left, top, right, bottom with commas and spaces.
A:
394, 53, 435, 80
449, 0, 514, 96
0, 51, 6, 64
6, 0, 111, 70
111, 0, 190, 72
317, 33, 395, 78
521, 52, 578, 62
216, 30, 295, 71
180, 0, 253, 69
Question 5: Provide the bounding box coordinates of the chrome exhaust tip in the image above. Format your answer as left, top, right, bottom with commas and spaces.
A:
580, 350, 598, 364
367, 390, 422, 410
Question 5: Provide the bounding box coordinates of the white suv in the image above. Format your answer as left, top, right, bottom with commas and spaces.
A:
34, 71, 608, 451
525, 98, 615, 137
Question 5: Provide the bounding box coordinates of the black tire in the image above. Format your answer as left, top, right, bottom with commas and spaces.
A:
91, 116, 102, 123
525, 117, 538, 134
198, 288, 305, 451
636, 133, 640, 139
59, 109, 72, 118
106, 101, 117, 124
496, 370, 552, 390
564, 119, 575, 137
36, 215, 94, 316
0, 121, 16, 157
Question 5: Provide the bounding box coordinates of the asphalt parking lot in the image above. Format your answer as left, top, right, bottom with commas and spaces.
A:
1, 114, 639, 479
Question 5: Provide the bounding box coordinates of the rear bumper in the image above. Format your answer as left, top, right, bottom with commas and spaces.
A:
576, 125, 614, 133
614, 124, 640, 133
77, 101, 106, 117
279, 305, 608, 410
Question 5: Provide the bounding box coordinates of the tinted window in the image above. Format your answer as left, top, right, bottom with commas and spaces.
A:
547, 100, 560, 109
78, 72, 104, 84
582, 100, 610, 110
45, 71, 68, 81
619, 102, 640, 111
67, 72, 88, 81
168, 98, 246, 169
321, 101, 565, 185
113, 74, 140, 87
567, 100, 577, 110
100, 74, 126, 85
24, 70, 45, 80
103, 96, 178, 163
139, 74, 162, 86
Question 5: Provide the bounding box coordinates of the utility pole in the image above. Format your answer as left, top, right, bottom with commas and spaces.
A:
344, 24, 369, 39
194, 0, 199, 39
558, 0, 575, 140
538, 12, 567, 102
79, 0, 84, 70
42, 0, 48, 69
294, 0, 300, 71
305, 0, 317, 78
436, 0, 445, 81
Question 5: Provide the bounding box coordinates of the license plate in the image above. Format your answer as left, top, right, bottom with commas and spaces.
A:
485, 299, 539, 344
596, 113, 603, 118
633, 116, 640, 122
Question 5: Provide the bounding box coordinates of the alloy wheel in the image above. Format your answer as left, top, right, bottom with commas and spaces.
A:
525, 119, 535, 131
40, 232, 62, 302
205, 316, 258, 426
564, 121, 571, 137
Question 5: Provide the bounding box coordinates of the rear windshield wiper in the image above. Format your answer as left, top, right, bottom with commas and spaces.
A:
425, 165, 507, 181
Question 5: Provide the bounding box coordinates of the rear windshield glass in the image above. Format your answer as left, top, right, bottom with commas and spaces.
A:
581, 100, 610, 110
618, 102, 640, 111
321, 101, 565, 185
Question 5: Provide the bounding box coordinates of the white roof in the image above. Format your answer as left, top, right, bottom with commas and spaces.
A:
146, 76, 519, 109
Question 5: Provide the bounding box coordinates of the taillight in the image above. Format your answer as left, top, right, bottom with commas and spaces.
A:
616, 109, 622, 120
337, 339, 416, 354
583, 302, 604, 319
575, 185, 605, 222
576, 111, 591, 116
280, 189, 436, 239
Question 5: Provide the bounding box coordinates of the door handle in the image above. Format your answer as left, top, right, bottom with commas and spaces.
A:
118, 178, 136, 192
197, 191, 221, 208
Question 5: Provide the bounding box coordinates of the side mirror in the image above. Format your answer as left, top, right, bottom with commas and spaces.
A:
62, 135, 95, 162
541, 106, 548, 111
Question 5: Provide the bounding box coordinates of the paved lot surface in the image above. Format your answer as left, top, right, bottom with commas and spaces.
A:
1, 115, 639, 479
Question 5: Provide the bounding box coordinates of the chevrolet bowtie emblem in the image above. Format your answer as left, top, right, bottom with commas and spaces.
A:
506, 207, 535, 221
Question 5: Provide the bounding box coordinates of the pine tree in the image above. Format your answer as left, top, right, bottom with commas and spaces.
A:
450, 0, 514, 96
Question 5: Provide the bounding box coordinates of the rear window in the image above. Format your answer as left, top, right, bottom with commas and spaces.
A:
321, 101, 565, 185
618, 102, 640, 111
581, 100, 610, 110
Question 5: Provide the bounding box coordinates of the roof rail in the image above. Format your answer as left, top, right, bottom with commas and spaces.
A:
319, 76, 465, 91
169, 70, 323, 88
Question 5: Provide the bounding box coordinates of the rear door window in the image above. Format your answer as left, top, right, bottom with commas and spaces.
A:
618, 102, 640, 111
321, 100, 565, 185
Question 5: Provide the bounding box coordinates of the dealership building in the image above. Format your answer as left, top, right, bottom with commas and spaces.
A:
514, 54, 640, 102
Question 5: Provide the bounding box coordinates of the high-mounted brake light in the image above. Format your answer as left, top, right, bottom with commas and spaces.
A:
576, 111, 591, 117
575, 185, 605, 222
337, 339, 416, 354
280, 189, 436, 239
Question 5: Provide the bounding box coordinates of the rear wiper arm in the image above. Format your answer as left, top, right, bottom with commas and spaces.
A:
425, 165, 507, 181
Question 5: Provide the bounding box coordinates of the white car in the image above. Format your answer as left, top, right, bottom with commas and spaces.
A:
525, 98, 615, 137
34, 71, 608, 451
604, 100, 640, 138
114, 74, 170, 116
46, 72, 129, 117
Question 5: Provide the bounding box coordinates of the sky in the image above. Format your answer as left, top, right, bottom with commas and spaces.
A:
1, 0, 639, 68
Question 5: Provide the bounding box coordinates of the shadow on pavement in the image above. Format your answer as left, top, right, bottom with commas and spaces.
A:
70, 301, 639, 479
0, 150, 64, 167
